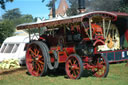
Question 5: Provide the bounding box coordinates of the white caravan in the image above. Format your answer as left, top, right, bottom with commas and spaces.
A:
0, 34, 39, 65
0, 36, 29, 65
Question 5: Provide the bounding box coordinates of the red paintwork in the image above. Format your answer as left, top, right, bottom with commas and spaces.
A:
112, 12, 128, 17
93, 39, 105, 46
98, 49, 128, 53
91, 24, 103, 35
51, 57, 55, 63
24, 11, 128, 78
65, 55, 81, 79
109, 59, 128, 63
81, 11, 117, 21
64, 47, 75, 55
26, 43, 45, 76
125, 29, 128, 42
58, 51, 68, 63
39, 37, 46, 40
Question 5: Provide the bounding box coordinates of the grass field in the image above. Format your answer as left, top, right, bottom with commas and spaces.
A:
0, 63, 128, 85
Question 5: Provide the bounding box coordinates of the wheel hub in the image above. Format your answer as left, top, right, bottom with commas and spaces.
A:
35, 56, 39, 61
71, 64, 77, 70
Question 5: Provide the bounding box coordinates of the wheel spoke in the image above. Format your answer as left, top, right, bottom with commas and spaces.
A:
73, 60, 76, 64
68, 60, 73, 65
34, 49, 38, 55
29, 48, 36, 56
38, 55, 43, 59
27, 59, 33, 63
37, 50, 40, 55
73, 70, 76, 77
93, 56, 109, 77
68, 65, 71, 68
36, 62, 42, 71
75, 66, 80, 70
66, 54, 83, 79
99, 61, 104, 65
26, 42, 48, 77
38, 60, 44, 65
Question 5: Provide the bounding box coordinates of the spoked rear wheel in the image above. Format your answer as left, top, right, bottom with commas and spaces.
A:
26, 41, 47, 76
65, 54, 83, 79
93, 55, 109, 77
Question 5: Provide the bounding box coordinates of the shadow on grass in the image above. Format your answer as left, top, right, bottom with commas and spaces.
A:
0, 67, 27, 76
45, 69, 93, 79
25, 63, 94, 79
0, 65, 94, 79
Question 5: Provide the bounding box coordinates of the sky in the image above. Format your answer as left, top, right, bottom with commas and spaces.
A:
0, 0, 61, 19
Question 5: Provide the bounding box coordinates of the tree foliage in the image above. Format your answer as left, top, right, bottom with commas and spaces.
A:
66, 0, 78, 16
0, 19, 14, 44
0, 0, 13, 9
0, 8, 33, 45
88, 0, 120, 11
118, 0, 128, 13
2, 8, 33, 26
66, 0, 128, 16
42, 0, 57, 10
2, 8, 22, 20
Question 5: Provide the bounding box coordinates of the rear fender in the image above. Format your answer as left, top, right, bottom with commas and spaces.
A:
93, 39, 105, 47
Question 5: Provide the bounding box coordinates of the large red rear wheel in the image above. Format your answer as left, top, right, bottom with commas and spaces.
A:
93, 55, 109, 77
26, 41, 47, 76
65, 54, 83, 79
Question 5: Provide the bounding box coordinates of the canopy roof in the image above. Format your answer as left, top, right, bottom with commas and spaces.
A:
17, 11, 120, 30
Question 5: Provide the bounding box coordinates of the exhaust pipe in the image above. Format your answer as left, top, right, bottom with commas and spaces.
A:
78, 0, 86, 13
52, 0, 56, 18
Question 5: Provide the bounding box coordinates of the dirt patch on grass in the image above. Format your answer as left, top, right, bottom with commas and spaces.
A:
0, 67, 27, 76
125, 63, 128, 66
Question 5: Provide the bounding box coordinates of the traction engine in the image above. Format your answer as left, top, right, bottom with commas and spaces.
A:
17, 11, 117, 79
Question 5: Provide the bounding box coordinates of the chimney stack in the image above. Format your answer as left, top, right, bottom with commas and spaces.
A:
78, 0, 86, 13
52, 0, 56, 18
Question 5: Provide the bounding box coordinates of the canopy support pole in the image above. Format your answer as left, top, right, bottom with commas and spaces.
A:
29, 28, 31, 42
89, 18, 92, 40
106, 20, 111, 38
103, 18, 106, 39
81, 21, 90, 39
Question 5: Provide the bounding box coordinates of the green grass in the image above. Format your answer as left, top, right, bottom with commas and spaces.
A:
0, 63, 128, 85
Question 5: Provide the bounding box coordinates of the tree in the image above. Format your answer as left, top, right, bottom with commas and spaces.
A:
66, 0, 78, 16
0, 8, 33, 44
2, 8, 33, 27
118, 0, 128, 13
42, 0, 57, 9
0, 19, 14, 44
66, 0, 122, 16
89, 0, 121, 11
2, 8, 22, 20
13, 14, 33, 26
0, 0, 13, 9
42, 0, 57, 18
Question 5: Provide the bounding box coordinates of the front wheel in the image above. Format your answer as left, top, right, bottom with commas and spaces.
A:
93, 55, 109, 77
65, 54, 83, 79
26, 41, 47, 76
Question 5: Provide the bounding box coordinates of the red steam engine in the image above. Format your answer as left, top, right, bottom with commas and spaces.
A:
16, 11, 121, 79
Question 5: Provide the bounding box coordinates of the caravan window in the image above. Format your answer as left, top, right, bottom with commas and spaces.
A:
5, 44, 14, 53
12, 44, 19, 53
0, 44, 19, 53
0, 44, 7, 53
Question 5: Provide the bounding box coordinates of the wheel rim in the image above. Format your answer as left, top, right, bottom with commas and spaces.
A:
26, 43, 45, 76
66, 56, 81, 79
93, 56, 107, 77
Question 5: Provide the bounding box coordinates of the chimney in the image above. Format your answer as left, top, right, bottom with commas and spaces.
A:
78, 0, 86, 13
52, 0, 56, 18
